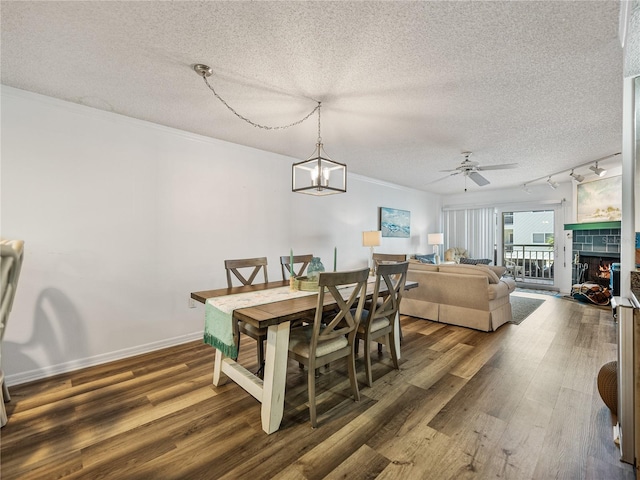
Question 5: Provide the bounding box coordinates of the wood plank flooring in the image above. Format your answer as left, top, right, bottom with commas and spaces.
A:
1, 293, 635, 479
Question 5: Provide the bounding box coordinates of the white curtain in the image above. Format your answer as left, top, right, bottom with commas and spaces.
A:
443, 207, 496, 260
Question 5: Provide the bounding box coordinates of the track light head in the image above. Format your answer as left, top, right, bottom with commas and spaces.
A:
522, 184, 532, 194
570, 170, 585, 183
547, 177, 558, 189
589, 162, 607, 177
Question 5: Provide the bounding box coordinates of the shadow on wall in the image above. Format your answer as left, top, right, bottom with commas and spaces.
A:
4, 287, 87, 379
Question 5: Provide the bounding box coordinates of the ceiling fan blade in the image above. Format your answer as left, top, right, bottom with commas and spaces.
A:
476, 163, 518, 171
425, 172, 460, 185
468, 171, 490, 186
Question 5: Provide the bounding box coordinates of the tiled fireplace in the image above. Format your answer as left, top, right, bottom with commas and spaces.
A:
571, 225, 621, 287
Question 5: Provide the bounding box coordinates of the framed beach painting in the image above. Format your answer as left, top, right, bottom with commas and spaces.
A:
576, 175, 622, 223
380, 207, 410, 238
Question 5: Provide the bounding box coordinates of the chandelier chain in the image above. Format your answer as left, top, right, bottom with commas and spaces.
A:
202, 75, 320, 130
317, 101, 322, 143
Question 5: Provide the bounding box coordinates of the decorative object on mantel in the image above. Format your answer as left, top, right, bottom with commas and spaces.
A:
193, 64, 346, 196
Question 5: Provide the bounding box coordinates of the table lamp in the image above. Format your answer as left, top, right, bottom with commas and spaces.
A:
362, 230, 382, 275
428, 233, 444, 264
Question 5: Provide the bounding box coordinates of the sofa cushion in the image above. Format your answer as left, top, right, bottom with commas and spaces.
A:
437, 264, 501, 284
415, 253, 437, 264
444, 247, 470, 263
408, 261, 439, 272
459, 257, 492, 265
487, 265, 507, 277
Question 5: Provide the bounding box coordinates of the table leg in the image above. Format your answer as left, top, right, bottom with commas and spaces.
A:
261, 321, 291, 434
212, 348, 228, 386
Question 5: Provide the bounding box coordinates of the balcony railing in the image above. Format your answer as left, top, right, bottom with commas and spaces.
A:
503, 243, 554, 281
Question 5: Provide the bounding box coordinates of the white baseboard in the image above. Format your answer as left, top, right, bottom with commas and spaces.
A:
5, 332, 203, 387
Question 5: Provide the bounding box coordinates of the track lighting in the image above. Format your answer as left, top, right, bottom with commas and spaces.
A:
569, 170, 585, 183
519, 153, 618, 190
589, 162, 607, 177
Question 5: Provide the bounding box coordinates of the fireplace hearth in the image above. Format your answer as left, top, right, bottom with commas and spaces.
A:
573, 252, 619, 288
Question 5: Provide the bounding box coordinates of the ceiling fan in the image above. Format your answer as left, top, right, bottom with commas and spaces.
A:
430, 152, 518, 191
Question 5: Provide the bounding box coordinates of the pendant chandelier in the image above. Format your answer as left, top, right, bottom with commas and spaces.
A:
193, 64, 346, 195
292, 102, 346, 195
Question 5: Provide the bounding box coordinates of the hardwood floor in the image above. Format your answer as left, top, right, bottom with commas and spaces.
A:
1, 294, 634, 479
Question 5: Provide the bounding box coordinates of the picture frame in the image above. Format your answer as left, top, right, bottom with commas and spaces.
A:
576, 175, 622, 223
380, 207, 410, 238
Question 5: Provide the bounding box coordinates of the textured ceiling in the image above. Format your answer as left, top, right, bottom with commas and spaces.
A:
0, 1, 625, 194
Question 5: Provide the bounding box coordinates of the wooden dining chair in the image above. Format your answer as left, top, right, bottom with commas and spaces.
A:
280, 254, 313, 280
372, 253, 407, 271
354, 261, 408, 387
369, 253, 407, 343
224, 257, 269, 376
288, 267, 369, 427
0, 239, 24, 427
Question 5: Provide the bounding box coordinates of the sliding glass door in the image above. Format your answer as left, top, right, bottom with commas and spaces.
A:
502, 209, 555, 285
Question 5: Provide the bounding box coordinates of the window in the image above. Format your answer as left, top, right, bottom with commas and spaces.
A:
532, 233, 553, 244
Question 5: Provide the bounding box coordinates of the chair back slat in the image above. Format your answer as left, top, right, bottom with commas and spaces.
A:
279, 254, 313, 280
308, 268, 369, 357
371, 253, 407, 275
372, 253, 407, 264
224, 257, 268, 288
369, 261, 409, 322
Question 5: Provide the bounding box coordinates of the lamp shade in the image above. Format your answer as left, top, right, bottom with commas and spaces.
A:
428, 233, 444, 245
362, 231, 382, 247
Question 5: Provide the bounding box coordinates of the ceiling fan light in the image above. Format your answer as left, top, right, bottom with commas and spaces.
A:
589, 162, 607, 177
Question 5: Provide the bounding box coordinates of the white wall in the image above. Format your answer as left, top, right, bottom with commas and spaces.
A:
0, 87, 440, 385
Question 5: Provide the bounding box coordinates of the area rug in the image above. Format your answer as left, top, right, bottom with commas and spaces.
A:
510, 296, 546, 325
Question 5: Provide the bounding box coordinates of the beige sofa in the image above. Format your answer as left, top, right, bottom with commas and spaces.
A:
400, 261, 516, 332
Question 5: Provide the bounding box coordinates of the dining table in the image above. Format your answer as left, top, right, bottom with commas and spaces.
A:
191, 278, 417, 434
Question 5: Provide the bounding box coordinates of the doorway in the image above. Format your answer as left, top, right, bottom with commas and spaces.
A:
502, 210, 555, 286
